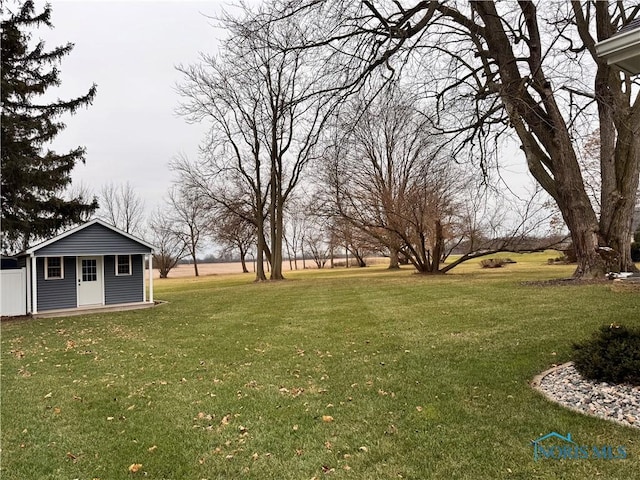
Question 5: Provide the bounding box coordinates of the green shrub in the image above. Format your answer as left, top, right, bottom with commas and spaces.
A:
480, 258, 506, 268
572, 324, 640, 386
547, 254, 572, 265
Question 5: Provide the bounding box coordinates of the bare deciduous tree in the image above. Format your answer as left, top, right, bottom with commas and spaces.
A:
167, 185, 208, 276
304, 218, 332, 269
177, 4, 339, 281
322, 87, 464, 273
321, 85, 559, 273
212, 210, 256, 274
148, 209, 186, 279
98, 182, 145, 235
283, 198, 308, 270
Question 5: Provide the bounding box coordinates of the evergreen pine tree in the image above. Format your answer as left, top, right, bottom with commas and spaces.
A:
1, 0, 98, 253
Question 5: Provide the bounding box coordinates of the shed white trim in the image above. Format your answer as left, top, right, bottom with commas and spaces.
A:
31, 255, 38, 314
595, 23, 640, 75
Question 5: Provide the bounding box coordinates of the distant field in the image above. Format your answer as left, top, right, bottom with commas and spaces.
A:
2, 252, 639, 479
157, 257, 393, 278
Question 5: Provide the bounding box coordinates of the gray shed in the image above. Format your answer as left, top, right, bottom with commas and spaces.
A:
16, 219, 155, 315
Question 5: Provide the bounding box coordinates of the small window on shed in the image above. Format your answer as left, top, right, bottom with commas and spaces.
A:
116, 255, 132, 276
45, 257, 64, 280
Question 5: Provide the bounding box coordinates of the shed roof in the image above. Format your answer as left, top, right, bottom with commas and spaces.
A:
22, 219, 154, 256
618, 17, 640, 35
595, 16, 640, 75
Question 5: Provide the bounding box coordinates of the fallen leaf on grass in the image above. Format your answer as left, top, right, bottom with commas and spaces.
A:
128, 463, 142, 473
416, 406, 423, 412
66, 452, 77, 462
322, 415, 334, 423
385, 424, 398, 435
53, 407, 61, 414
44, 392, 52, 399
148, 445, 157, 452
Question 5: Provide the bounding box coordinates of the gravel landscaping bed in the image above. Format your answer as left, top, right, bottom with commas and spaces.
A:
532, 362, 640, 429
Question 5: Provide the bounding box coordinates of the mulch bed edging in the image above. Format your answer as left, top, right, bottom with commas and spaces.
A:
531, 361, 639, 429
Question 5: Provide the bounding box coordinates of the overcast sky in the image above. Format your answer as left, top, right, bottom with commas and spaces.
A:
34, 0, 234, 213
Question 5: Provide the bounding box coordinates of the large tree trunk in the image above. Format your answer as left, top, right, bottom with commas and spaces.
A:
388, 247, 400, 269
192, 255, 199, 277
596, 69, 640, 273
599, 138, 640, 273
239, 245, 249, 273
270, 193, 285, 280
430, 220, 444, 273
546, 141, 605, 278
255, 206, 267, 281
559, 201, 604, 278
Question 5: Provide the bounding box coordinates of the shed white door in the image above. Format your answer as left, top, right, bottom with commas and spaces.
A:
77, 257, 103, 306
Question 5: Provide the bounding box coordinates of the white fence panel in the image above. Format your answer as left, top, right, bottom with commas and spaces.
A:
1, 268, 27, 316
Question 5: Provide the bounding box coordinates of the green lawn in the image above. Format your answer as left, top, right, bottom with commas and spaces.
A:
2, 253, 639, 479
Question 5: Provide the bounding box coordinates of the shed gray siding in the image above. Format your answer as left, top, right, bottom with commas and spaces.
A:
35, 223, 151, 256
104, 255, 144, 305
37, 257, 77, 311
